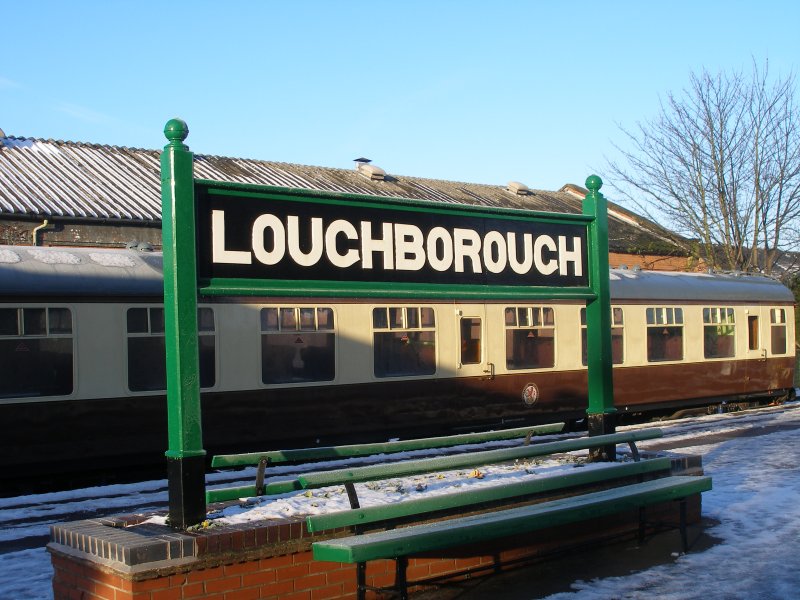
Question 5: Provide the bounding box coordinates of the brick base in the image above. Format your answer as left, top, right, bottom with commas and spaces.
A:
49, 460, 704, 599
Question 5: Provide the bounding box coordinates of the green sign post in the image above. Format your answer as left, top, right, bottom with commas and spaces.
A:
582, 176, 616, 459
160, 119, 206, 529
159, 119, 616, 528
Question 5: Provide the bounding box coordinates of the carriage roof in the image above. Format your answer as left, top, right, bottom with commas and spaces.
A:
0, 246, 794, 304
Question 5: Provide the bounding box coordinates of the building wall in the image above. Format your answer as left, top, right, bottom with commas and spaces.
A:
609, 251, 706, 272
0, 218, 161, 249
2, 218, 700, 272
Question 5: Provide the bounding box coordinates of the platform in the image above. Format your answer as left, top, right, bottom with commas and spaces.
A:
47, 453, 704, 599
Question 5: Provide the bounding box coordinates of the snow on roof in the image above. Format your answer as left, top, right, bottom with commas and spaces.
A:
0, 135, 686, 255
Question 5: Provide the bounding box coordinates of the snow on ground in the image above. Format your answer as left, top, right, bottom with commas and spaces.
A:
543, 410, 800, 600
1, 402, 798, 599
196, 455, 605, 526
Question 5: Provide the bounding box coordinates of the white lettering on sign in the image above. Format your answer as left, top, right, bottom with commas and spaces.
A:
210, 209, 583, 278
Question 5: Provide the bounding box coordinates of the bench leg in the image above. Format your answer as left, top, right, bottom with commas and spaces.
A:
638, 506, 646, 545
679, 499, 688, 553
396, 556, 408, 600
355, 557, 408, 600
356, 562, 366, 600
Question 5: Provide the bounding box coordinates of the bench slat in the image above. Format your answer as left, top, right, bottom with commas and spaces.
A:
312, 475, 711, 563
206, 478, 302, 504
299, 430, 663, 490
306, 456, 672, 532
210, 422, 565, 468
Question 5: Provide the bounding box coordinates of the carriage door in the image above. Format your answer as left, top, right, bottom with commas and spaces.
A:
456, 306, 492, 378
743, 308, 766, 394
745, 309, 766, 361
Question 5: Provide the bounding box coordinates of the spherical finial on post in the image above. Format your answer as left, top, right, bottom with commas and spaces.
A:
163, 118, 189, 149
585, 175, 603, 193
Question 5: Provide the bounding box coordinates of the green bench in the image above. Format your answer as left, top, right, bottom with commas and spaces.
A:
206, 422, 565, 503
311, 475, 711, 599
295, 429, 663, 492
300, 429, 710, 600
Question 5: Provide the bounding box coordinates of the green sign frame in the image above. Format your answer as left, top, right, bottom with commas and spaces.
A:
159, 118, 615, 529
193, 179, 594, 299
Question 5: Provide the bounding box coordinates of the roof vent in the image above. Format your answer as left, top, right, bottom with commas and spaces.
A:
507, 181, 530, 196
126, 241, 154, 252
354, 158, 386, 181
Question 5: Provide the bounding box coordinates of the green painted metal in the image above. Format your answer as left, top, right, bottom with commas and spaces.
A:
311, 475, 712, 563
161, 119, 205, 460
306, 457, 672, 533
197, 178, 597, 224
206, 478, 301, 504
211, 423, 565, 468
159, 112, 614, 526
297, 430, 663, 489
199, 279, 598, 300
195, 177, 596, 300
582, 175, 615, 417
160, 119, 206, 527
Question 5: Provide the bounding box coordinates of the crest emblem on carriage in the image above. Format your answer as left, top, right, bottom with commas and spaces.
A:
522, 383, 539, 405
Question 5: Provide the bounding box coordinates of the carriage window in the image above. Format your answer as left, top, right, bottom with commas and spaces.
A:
770, 308, 787, 355
748, 315, 760, 351
460, 317, 482, 365
646, 307, 684, 362
505, 306, 555, 370
373, 306, 436, 377
580, 307, 624, 365
127, 306, 216, 392
703, 307, 735, 358
261, 307, 335, 384
0, 307, 74, 399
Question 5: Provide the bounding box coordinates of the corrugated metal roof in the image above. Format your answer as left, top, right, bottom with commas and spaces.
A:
0, 135, 684, 254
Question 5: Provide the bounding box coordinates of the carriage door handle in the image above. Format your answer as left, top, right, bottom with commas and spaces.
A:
760, 349, 767, 362
483, 362, 495, 380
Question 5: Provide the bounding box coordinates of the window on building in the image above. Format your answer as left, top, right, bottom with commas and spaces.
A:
505, 306, 555, 370
261, 307, 335, 384
373, 307, 436, 377
0, 307, 74, 398
127, 306, 216, 392
580, 307, 624, 365
770, 308, 788, 355
703, 307, 736, 358
646, 307, 684, 362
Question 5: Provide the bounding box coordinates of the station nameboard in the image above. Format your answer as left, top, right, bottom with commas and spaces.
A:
160, 118, 613, 530
194, 181, 590, 296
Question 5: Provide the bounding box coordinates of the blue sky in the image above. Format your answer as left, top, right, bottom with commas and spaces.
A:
2, 1, 798, 193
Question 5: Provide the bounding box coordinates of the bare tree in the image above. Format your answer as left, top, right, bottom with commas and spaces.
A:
608, 61, 800, 276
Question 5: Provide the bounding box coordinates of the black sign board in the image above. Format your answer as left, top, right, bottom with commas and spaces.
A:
195, 183, 589, 290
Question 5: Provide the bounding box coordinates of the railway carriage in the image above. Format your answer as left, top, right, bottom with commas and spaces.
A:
0, 245, 795, 491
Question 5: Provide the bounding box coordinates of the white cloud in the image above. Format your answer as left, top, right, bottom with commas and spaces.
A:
55, 102, 115, 125
0, 76, 22, 89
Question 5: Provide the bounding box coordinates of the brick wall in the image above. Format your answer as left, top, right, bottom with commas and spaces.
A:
608, 252, 706, 272
2, 217, 705, 274
49, 496, 702, 600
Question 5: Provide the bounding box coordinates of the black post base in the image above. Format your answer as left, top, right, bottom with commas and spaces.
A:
167, 455, 207, 530
588, 412, 617, 462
